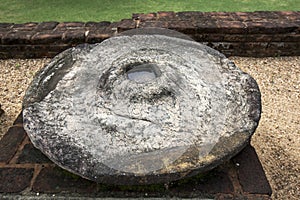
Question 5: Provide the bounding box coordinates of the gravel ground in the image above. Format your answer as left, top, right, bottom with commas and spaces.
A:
0, 57, 299, 199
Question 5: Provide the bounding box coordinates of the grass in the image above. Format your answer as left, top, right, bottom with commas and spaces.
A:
0, 0, 299, 23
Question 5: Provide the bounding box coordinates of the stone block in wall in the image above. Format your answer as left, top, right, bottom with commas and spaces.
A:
157, 11, 177, 20
54, 22, 86, 31
215, 21, 247, 34
116, 19, 136, 32
32, 166, 98, 194
2, 31, 34, 44
0, 126, 26, 163
132, 13, 157, 21
0, 11, 299, 58
85, 21, 111, 30
232, 146, 272, 195
244, 21, 299, 34
12, 22, 38, 31
62, 30, 86, 44
35, 22, 59, 31
31, 31, 63, 44
0, 168, 34, 193
0, 23, 14, 29
85, 31, 110, 43
166, 20, 196, 34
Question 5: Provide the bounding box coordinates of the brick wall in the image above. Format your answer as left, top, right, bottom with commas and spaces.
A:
0, 11, 299, 58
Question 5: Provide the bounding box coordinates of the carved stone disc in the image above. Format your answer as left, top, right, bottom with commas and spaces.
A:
23, 29, 261, 185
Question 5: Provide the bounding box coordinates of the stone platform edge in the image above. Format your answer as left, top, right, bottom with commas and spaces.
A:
0, 11, 299, 58
0, 112, 272, 199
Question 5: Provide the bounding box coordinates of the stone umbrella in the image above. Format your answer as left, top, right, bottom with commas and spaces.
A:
22, 28, 261, 185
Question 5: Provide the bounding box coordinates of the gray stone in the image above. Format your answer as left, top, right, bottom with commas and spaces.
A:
23, 29, 261, 185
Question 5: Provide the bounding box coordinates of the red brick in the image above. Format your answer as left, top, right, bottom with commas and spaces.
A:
35, 22, 59, 31
12, 22, 38, 31
232, 146, 272, 195
0, 168, 34, 193
13, 111, 23, 125
33, 166, 97, 193
139, 21, 170, 29
176, 11, 206, 21
194, 19, 219, 33
168, 163, 234, 198
1, 31, 34, 44
0, 126, 26, 163
31, 31, 63, 44
215, 21, 247, 34
158, 11, 176, 20
194, 33, 224, 42
85, 21, 111, 30
85, 31, 110, 43
132, 13, 157, 21
55, 22, 85, 31
16, 143, 52, 164
62, 30, 86, 43
0, 23, 14, 29
167, 20, 196, 34
0, 11, 300, 58
116, 19, 136, 31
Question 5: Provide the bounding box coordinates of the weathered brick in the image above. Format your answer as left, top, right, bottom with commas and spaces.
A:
215, 21, 247, 34
12, 22, 38, 31
232, 146, 272, 195
0, 23, 14, 29
55, 22, 85, 31
1, 31, 34, 44
85, 21, 111, 30
139, 21, 170, 29
35, 22, 59, 31
16, 143, 51, 164
168, 164, 234, 198
167, 20, 196, 34
157, 11, 176, 20
176, 11, 206, 21
116, 19, 136, 32
0, 31, 6, 41
62, 30, 86, 44
31, 31, 63, 44
193, 33, 224, 42
0, 126, 26, 163
85, 31, 110, 43
0, 11, 300, 58
222, 34, 274, 42
132, 13, 157, 21
33, 166, 97, 193
13, 111, 23, 125
0, 168, 34, 193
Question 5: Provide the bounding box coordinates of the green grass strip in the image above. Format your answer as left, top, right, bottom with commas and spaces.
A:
0, 0, 299, 23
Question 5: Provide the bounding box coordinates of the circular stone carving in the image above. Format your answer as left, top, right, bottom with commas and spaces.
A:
23, 29, 261, 185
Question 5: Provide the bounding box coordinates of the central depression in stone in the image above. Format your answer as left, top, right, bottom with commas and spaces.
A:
126, 63, 160, 83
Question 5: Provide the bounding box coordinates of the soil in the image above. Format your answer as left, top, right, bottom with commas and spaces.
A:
0, 57, 299, 199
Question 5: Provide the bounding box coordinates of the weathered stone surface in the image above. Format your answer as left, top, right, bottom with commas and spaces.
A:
23, 28, 261, 184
